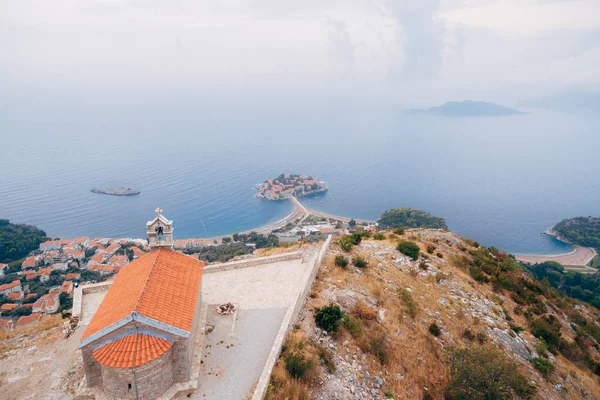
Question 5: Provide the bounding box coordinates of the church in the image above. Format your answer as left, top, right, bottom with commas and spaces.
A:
78, 209, 205, 399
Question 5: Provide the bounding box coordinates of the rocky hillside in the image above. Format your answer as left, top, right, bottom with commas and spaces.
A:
267, 229, 600, 400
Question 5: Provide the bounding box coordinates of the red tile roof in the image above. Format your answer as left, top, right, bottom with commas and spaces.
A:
131, 247, 145, 257
0, 280, 21, 292
61, 280, 73, 293
7, 292, 22, 300
1, 303, 17, 311
0, 319, 14, 329
15, 313, 41, 327
82, 248, 204, 341
88, 264, 120, 273
90, 252, 106, 263
108, 255, 128, 266
38, 267, 53, 276
22, 257, 36, 268
92, 333, 173, 368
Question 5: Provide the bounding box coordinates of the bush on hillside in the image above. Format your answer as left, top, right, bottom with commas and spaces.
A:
352, 255, 368, 269
428, 322, 441, 336
446, 346, 535, 400
334, 254, 349, 269
531, 357, 555, 380
314, 304, 343, 333
284, 349, 313, 380
397, 240, 420, 260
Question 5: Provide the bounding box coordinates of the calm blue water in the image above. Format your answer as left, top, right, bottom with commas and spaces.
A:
1, 93, 599, 254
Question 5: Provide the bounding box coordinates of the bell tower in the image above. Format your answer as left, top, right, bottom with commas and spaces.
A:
146, 207, 174, 249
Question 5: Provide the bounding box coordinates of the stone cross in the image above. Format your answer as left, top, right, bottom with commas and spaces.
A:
155, 207, 163, 217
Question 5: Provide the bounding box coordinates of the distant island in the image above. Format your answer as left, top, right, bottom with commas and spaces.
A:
255, 173, 327, 200
551, 216, 600, 250
409, 100, 525, 117
91, 187, 140, 196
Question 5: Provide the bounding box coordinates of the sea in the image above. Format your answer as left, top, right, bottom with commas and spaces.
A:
1, 93, 599, 255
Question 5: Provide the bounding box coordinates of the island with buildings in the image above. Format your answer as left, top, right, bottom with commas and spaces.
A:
255, 173, 328, 200
91, 187, 140, 196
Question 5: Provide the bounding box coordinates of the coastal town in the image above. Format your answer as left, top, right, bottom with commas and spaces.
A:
255, 173, 328, 200
0, 205, 378, 333
0, 235, 151, 330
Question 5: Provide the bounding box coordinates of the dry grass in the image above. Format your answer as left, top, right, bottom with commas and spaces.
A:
266, 331, 320, 400
270, 233, 600, 399
0, 315, 63, 354
0, 315, 62, 342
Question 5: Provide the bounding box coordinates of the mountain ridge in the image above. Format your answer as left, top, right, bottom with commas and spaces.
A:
409, 100, 526, 117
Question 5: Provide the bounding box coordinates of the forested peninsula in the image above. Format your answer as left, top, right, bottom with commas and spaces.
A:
0, 219, 49, 263
552, 217, 600, 249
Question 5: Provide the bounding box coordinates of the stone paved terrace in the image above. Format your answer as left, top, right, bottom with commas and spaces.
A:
76, 246, 323, 399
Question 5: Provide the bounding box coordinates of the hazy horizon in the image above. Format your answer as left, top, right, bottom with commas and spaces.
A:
2, 0, 600, 109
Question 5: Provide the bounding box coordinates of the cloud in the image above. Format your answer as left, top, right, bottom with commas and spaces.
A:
384, 0, 447, 80
0, 0, 598, 103
327, 18, 355, 72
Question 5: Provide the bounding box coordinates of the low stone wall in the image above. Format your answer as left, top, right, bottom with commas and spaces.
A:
252, 235, 333, 400
203, 252, 301, 274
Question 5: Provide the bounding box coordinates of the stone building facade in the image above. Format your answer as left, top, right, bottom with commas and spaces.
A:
79, 209, 204, 399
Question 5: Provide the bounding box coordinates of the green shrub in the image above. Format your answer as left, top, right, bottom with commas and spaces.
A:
426, 245, 436, 254
399, 288, 417, 317
535, 338, 549, 358
394, 226, 405, 235
446, 346, 535, 400
373, 233, 385, 240
429, 322, 441, 337
462, 328, 475, 341
476, 331, 488, 344
369, 337, 389, 365
334, 254, 348, 269
436, 252, 444, 259
339, 237, 354, 252
342, 314, 362, 337
530, 315, 562, 351
284, 349, 313, 380
531, 357, 555, 380
397, 240, 420, 260
314, 304, 343, 333
352, 255, 368, 269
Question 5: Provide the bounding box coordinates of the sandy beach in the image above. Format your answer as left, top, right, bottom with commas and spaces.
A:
515, 245, 597, 267
306, 207, 374, 224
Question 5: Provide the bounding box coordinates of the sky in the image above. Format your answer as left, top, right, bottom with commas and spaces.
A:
1, 0, 599, 106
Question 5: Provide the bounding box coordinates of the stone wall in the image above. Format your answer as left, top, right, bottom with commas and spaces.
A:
101, 346, 174, 399
252, 235, 333, 399
81, 347, 103, 387
203, 252, 301, 274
